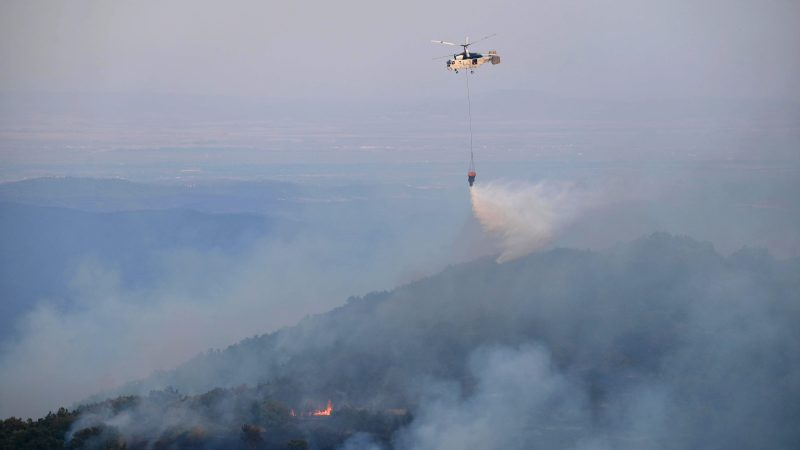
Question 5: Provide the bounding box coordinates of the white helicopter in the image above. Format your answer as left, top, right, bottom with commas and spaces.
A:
431, 34, 500, 73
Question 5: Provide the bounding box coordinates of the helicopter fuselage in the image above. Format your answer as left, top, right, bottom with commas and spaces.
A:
446, 51, 500, 72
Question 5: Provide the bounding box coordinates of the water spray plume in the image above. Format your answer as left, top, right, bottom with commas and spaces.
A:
470, 182, 586, 263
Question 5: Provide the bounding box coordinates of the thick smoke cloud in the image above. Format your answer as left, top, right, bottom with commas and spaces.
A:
395, 344, 684, 450
470, 181, 592, 262
390, 239, 800, 450
396, 345, 590, 450
0, 239, 346, 418
0, 215, 465, 419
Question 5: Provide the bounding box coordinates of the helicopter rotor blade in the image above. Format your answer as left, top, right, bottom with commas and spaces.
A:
468, 33, 496, 46
431, 40, 458, 46
432, 54, 453, 60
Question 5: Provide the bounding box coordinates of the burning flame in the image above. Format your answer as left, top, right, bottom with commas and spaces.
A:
311, 400, 333, 416
290, 409, 296, 417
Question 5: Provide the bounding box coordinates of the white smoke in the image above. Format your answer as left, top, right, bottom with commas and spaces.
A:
470, 181, 589, 263
395, 344, 592, 450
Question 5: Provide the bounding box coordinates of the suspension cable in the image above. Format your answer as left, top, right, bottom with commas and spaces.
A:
465, 70, 475, 171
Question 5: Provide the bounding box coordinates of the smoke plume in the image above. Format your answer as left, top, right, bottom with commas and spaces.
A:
470, 181, 589, 262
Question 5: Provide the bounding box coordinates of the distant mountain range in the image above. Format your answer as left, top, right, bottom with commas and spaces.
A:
0, 201, 275, 338
0, 177, 300, 213
0, 176, 466, 343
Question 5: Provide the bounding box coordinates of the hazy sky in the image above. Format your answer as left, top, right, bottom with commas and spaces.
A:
1, 0, 798, 101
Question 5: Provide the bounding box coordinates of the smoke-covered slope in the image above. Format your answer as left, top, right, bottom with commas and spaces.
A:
99, 233, 800, 449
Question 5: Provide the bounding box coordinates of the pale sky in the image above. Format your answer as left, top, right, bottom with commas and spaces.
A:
1, 0, 799, 101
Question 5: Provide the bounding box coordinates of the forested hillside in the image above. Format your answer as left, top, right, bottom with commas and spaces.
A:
10, 233, 792, 449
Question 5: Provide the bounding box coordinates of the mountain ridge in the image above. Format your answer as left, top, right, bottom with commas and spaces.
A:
6, 232, 799, 449
103, 232, 798, 405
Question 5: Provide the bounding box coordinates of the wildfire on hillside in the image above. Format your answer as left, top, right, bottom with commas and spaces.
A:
310, 400, 333, 416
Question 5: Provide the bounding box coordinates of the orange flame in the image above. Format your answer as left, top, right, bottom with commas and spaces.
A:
310, 400, 333, 416
290, 409, 296, 417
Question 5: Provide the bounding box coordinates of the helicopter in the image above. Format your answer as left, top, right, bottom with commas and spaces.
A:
431, 34, 500, 73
